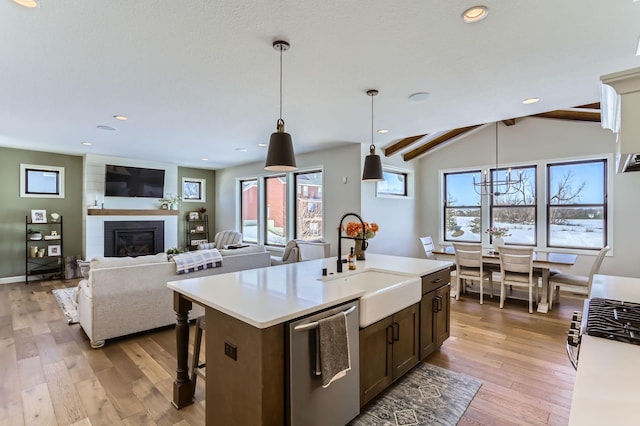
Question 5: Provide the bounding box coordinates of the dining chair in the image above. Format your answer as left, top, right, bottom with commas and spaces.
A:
499, 246, 535, 313
453, 243, 493, 304
420, 236, 435, 259
549, 246, 609, 309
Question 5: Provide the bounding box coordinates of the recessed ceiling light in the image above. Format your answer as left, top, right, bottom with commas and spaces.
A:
201, 158, 209, 161
12, 0, 38, 8
236, 148, 249, 152
408, 92, 431, 102
377, 129, 389, 134
81, 141, 92, 146
113, 115, 128, 121
258, 143, 267, 147
636, 35, 640, 56
97, 125, 116, 131
522, 97, 540, 105
462, 6, 488, 23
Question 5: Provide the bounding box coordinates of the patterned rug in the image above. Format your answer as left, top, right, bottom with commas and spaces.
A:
52, 287, 79, 324
349, 362, 481, 426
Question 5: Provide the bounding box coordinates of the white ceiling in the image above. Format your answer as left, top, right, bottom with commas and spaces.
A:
2, 1, 640, 170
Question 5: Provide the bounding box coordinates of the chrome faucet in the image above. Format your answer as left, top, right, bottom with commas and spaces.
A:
337, 212, 367, 273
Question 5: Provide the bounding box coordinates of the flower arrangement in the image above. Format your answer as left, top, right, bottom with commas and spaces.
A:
159, 193, 182, 205
486, 227, 510, 237
344, 221, 379, 239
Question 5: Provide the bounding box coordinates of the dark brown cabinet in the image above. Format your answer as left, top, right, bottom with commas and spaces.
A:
420, 268, 451, 360
359, 303, 419, 407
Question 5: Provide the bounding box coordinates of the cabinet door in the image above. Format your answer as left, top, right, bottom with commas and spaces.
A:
359, 317, 393, 407
391, 303, 420, 380
434, 284, 451, 348
420, 292, 436, 359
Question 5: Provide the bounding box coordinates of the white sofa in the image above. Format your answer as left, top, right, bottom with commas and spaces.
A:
77, 247, 271, 348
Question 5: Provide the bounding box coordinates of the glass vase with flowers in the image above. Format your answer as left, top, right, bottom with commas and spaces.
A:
486, 226, 510, 250
344, 221, 379, 260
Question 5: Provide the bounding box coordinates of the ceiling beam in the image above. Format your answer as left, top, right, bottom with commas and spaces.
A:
403, 125, 480, 161
532, 110, 601, 122
573, 102, 600, 110
384, 134, 428, 157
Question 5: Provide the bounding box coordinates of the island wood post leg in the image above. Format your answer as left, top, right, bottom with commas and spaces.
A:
172, 292, 195, 409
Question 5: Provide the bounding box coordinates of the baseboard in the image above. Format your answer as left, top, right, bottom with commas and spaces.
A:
0, 275, 26, 285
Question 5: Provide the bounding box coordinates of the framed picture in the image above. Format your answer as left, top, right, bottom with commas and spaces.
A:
20, 164, 65, 198
31, 209, 47, 223
195, 225, 205, 232
182, 177, 206, 202
48, 245, 61, 256
188, 211, 200, 221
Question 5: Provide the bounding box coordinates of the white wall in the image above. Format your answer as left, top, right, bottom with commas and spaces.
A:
417, 117, 640, 278
361, 143, 418, 257
82, 154, 179, 258
215, 144, 362, 257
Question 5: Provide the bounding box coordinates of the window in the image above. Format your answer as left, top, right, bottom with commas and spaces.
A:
377, 170, 408, 197
490, 166, 537, 245
547, 159, 607, 249
295, 170, 323, 240
182, 177, 206, 202
20, 164, 65, 198
240, 179, 258, 243
265, 175, 287, 246
443, 171, 481, 242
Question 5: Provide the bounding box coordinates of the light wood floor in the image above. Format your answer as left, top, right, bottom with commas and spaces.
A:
0, 278, 582, 425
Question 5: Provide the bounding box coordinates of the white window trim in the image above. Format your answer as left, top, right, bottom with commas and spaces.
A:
438, 153, 613, 256
182, 177, 206, 202
20, 163, 65, 198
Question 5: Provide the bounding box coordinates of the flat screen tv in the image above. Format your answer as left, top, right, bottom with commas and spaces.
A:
104, 164, 165, 198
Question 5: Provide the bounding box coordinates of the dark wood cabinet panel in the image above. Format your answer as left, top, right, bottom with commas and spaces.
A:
359, 303, 420, 407
359, 316, 393, 406
420, 269, 451, 360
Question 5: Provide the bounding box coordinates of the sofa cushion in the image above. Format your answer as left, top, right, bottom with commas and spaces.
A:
214, 230, 242, 249
91, 253, 168, 269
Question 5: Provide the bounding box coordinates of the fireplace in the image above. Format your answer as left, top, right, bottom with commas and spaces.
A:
104, 221, 164, 257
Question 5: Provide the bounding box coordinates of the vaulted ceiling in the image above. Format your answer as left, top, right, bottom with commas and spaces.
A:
384, 103, 602, 161
1, 1, 639, 169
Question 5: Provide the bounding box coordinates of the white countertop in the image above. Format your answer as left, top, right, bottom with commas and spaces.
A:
167, 253, 452, 329
568, 274, 640, 425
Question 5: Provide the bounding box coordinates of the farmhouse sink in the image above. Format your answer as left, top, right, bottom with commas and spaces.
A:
321, 269, 421, 327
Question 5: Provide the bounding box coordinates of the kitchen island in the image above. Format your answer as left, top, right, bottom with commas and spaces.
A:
568, 274, 640, 425
167, 253, 452, 425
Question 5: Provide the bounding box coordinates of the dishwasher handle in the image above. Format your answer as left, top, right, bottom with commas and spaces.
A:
293, 305, 357, 332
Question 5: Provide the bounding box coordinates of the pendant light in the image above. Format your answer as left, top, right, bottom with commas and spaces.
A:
265, 40, 297, 171
362, 89, 384, 182
473, 122, 522, 197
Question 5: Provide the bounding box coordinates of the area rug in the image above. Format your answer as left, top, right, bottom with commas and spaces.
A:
349, 362, 481, 426
52, 287, 79, 324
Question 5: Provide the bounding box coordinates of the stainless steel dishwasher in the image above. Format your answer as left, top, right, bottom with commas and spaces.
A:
287, 300, 360, 426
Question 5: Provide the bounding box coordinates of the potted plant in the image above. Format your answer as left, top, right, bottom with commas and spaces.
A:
166, 247, 184, 259
159, 194, 182, 210
198, 207, 207, 219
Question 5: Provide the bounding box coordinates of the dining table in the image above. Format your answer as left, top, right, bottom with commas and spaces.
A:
433, 245, 577, 313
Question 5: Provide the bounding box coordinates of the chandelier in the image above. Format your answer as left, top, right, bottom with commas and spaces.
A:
473, 122, 522, 197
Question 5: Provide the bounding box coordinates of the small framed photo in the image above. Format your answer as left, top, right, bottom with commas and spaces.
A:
48, 245, 61, 256
31, 209, 47, 223
188, 211, 200, 221
195, 225, 205, 232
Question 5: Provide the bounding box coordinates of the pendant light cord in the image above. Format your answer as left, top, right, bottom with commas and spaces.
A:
279, 44, 283, 121
370, 91, 375, 151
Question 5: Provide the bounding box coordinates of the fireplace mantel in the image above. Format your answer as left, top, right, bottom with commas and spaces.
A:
87, 209, 180, 216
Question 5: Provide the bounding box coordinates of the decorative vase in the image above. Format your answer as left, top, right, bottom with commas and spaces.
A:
170, 203, 178, 210
493, 236, 504, 251
354, 239, 368, 261
30, 246, 38, 257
